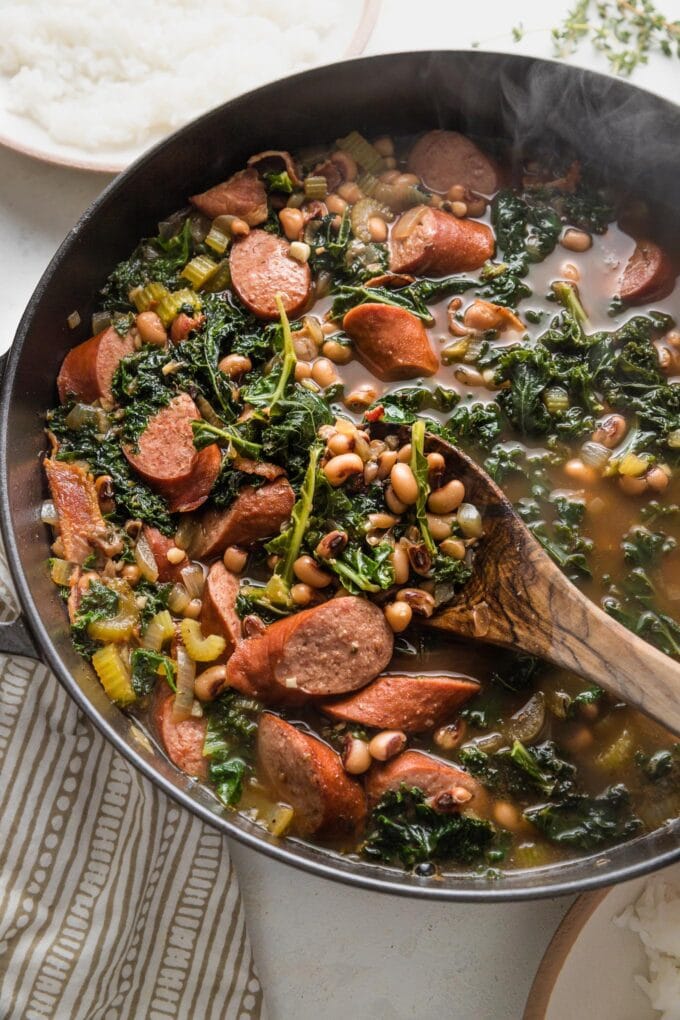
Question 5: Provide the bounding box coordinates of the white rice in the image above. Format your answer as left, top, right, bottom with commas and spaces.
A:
0, 0, 344, 151
614, 880, 680, 1020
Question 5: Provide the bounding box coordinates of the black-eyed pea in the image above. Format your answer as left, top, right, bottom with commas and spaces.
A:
327, 431, 353, 456
368, 730, 407, 761
219, 353, 252, 378
561, 228, 592, 252
223, 546, 248, 574
440, 538, 466, 559
391, 541, 410, 585
646, 466, 670, 492
385, 485, 408, 515
194, 665, 229, 702
377, 449, 398, 480
396, 443, 412, 463
390, 463, 418, 505
279, 207, 304, 240
323, 339, 353, 364
564, 458, 598, 486
342, 736, 372, 775
293, 555, 332, 588
384, 601, 413, 633
619, 474, 648, 496
290, 583, 314, 606
426, 512, 454, 541
311, 358, 338, 388
325, 193, 347, 216
323, 452, 364, 486
136, 311, 168, 346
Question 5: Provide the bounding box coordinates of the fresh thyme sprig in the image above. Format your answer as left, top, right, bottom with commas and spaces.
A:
550, 0, 680, 76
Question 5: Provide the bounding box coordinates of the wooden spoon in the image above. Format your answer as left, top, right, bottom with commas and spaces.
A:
423, 433, 680, 737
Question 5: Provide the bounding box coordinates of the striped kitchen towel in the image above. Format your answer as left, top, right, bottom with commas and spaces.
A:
0, 556, 265, 1020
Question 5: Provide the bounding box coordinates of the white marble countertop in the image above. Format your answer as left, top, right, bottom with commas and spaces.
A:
2, 3, 678, 1016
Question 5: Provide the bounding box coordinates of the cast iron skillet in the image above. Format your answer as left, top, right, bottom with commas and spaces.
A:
2, 52, 679, 901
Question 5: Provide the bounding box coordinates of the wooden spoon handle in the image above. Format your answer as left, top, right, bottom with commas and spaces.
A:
433, 531, 680, 736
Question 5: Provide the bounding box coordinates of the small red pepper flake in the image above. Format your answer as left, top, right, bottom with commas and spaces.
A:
364, 405, 384, 422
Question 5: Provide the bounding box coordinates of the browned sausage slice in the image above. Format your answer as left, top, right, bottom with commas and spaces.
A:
44, 459, 107, 564
619, 239, 676, 305
407, 130, 500, 195
247, 150, 303, 188
190, 167, 268, 225
163, 443, 222, 514
343, 303, 438, 381
365, 750, 491, 817
57, 326, 135, 405
200, 562, 243, 657
153, 690, 208, 779
390, 206, 495, 276
227, 597, 394, 703
257, 713, 366, 837
123, 393, 220, 512
142, 525, 185, 582
187, 476, 294, 560
322, 674, 480, 733
229, 230, 312, 320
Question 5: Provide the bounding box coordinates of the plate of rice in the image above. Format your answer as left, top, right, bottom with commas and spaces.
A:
0, 0, 380, 173
524, 862, 680, 1020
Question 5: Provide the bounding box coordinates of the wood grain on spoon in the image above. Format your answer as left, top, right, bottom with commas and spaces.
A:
422, 433, 680, 737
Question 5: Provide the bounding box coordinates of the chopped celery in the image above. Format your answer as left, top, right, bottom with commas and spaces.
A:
155, 288, 202, 327
180, 618, 226, 662
204, 225, 230, 255
336, 130, 385, 174
129, 281, 169, 312
304, 176, 328, 200
181, 254, 219, 290
92, 644, 136, 705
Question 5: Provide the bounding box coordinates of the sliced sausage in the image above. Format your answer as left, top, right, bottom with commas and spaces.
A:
44, 458, 107, 564
407, 130, 500, 196
257, 713, 366, 837
200, 562, 243, 657
365, 750, 491, 817
322, 674, 480, 733
190, 167, 268, 226
343, 303, 438, 381
247, 150, 302, 188
227, 596, 393, 704
229, 230, 312, 320
153, 689, 208, 780
163, 443, 222, 514
187, 477, 294, 560
57, 326, 135, 406
619, 239, 676, 305
390, 206, 495, 276
123, 393, 220, 512
142, 525, 185, 582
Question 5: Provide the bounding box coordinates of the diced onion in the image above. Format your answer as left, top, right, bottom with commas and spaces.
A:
142, 610, 175, 652
506, 692, 546, 744
457, 503, 483, 539
180, 563, 205, 600
168, 583, 191, 614
667, 429, 680, 449
581, 441, 611, 470
64, 403, 109, 433
41, 500, 59, 526
67, 310, 81, 330
173, 644, 196, 721
261, 802, 295, 837
392, 204, 428, 241
180, 619, 226, 662
91, 311, 112, 335
350, 197, 394, 243
134, 531, 159, 583
50, 558, 73, 586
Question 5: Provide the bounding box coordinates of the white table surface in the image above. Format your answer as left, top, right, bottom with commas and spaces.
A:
2, 3, 678, 1016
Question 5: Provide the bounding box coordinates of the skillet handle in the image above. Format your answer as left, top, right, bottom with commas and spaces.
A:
0, 614, 41, 659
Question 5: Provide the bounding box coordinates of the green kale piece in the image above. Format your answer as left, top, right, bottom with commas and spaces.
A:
130, 648, 176, 696
100, 220, 192, 312
362, 787, 496, 867
509, 740, 576, 798
203, 690, 262, 806
70, 581, 119, 657
49, 405, 174, 533
524, 784, 642, 849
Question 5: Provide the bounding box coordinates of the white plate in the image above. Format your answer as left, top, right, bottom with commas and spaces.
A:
524, 861, 680, 1020
0, 0, 380, 174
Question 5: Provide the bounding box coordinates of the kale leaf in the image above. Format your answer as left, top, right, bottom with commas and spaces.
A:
130, 648, 175, 696
71, 581, 119, 657
203, 689, 262, 807
524, 784, 642, 849
100, 219, 192, 312
362, 787, 496, 867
